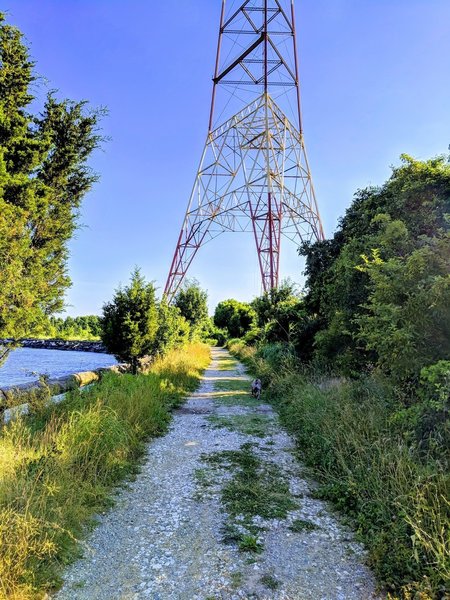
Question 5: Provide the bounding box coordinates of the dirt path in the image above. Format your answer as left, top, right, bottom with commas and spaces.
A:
55, 348, 380, 600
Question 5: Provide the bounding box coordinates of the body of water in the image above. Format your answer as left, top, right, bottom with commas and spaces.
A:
0, 347, 117, 388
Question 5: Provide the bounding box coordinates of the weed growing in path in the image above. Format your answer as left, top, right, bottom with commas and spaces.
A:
238, 534, 263, 553
200, 442, 297, 552
207, 414, 273, 438
289, 518, 319, 532
260, 573, 280, 590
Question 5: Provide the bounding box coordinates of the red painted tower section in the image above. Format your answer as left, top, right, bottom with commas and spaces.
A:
165, 0, 324, 301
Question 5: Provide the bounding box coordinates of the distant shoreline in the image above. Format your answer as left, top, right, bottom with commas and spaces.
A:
0, 338, 107, 354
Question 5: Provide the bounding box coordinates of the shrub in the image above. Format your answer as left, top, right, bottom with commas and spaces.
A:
101, 268, 159, 373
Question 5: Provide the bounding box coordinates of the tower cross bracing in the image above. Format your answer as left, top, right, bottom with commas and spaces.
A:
165, 0, 324, 300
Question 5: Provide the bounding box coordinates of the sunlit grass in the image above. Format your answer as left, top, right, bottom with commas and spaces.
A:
0, 344, 210, 600
213, 391, 260, 408
216, 357, 238, 371
214, 378, 250, 392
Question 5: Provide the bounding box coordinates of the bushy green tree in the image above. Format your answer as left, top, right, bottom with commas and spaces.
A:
356, 232, 450, 384
101, 269, 159, 373
153, 300, 190, 356
250, 282, 315, 354
251, 281, 298, 328
213, 299, 256, 338
300, 154, 450, 375
174, 280, 209, 338
0, 13, 103, 342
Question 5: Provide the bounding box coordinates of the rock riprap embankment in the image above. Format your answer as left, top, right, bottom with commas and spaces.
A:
55, 348, 381, 600
0, 338, 106, 353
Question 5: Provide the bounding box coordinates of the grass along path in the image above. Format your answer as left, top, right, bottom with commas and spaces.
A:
0, 344, 210, 600
55, 348, 380, 599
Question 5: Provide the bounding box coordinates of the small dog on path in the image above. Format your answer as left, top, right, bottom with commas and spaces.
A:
251, 378, 262, 400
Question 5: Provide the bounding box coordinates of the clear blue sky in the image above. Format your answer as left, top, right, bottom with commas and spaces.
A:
6, 0, 450, 314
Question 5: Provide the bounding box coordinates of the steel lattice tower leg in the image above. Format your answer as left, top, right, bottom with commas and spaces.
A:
165, 0, 324, 301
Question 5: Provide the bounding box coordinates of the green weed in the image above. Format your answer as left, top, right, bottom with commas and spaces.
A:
202, 442, 297, 553
238, 534, 263, 553
289, 518, 318, 533
260, 573, 280, 590
230, 571, 243, 588
207, 414, 273, 437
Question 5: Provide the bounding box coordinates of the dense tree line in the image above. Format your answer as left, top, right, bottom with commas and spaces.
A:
29, 315, 102, 340
219, 154, 450, 409
299, 154, 450, 382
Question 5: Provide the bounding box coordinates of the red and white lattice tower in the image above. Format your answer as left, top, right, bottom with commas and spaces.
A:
165, 0, 324, 300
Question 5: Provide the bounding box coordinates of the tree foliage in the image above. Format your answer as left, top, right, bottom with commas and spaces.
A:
29, 314, 102, 340
154, 299, 190, 356
213, 299, 256, 338
251, 281, 298, 329
101, 269, 159, 373
0, 13, 103, 340
101, 269, 191, 372
300, 154, 450, 378
174, 280, 209, 337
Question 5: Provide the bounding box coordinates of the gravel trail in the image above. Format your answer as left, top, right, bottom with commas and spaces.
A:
55, 347, 380, 600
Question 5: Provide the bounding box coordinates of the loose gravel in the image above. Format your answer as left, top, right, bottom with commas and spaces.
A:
54, 347, 381, 600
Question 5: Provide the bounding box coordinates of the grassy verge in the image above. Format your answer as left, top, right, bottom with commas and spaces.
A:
228, 340, 449, 600
0, 343, 210, 600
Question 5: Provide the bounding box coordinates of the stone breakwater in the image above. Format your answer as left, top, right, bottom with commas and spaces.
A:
0, 338, 107, 353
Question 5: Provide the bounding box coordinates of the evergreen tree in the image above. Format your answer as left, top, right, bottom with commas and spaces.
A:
0, 13, 103, 341
100, 269, 159, 373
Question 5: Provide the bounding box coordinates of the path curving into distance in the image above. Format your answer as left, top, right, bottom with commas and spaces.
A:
55, 347, 380, 600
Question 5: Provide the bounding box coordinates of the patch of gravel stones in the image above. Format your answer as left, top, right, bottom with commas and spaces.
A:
54, 348, 381, 600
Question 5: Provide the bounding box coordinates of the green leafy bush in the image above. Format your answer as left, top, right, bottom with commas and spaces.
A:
214, 299, 256, 338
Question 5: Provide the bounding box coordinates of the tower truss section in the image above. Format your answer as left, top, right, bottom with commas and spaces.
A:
165, 0, 324, 300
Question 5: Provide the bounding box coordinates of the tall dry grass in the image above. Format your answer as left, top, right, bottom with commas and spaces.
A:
0, 343, 210, 600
